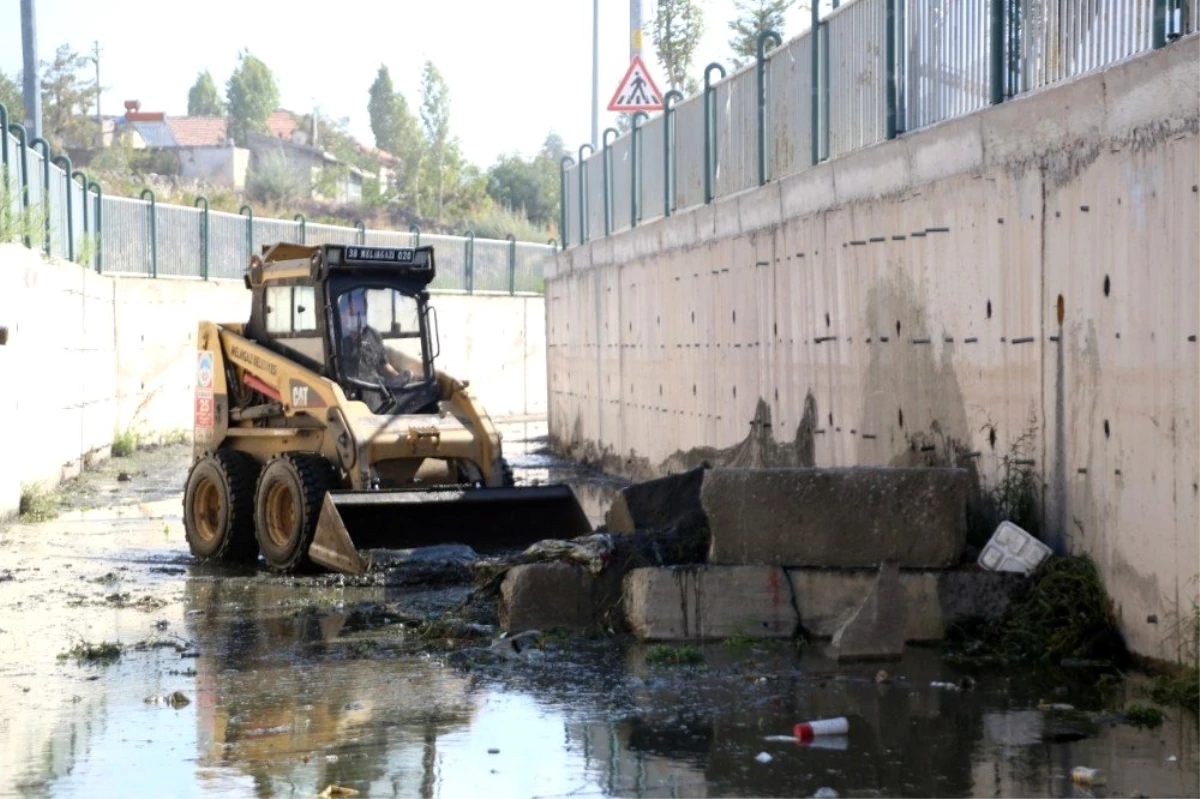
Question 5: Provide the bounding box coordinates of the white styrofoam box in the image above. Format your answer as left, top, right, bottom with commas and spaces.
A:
978, 521, 1053, 575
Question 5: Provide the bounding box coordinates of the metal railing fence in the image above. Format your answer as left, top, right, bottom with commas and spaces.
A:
561, 0, 1194, 250
0, 113, 552, 295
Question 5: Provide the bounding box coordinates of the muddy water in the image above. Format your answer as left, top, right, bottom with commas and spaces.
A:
0, 423, 1195, 798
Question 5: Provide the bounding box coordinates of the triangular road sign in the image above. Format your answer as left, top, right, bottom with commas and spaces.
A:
607, 56, 664, 113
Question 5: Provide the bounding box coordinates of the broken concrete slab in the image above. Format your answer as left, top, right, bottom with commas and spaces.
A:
499, 562, 622, 633
830, 561, 906, 661
605, 465, 709, 542
789, 567, 1028, 642
623, 565, 797, 640
702, 467, 968, 568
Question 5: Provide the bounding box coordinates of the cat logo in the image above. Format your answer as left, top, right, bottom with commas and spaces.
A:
288, 379, 326, 409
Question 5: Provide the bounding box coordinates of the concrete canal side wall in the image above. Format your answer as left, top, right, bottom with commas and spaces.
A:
0, 244, 546, 521
545, 38, 1199, 660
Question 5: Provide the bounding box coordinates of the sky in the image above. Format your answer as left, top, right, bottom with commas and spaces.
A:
0, 0, 812, 168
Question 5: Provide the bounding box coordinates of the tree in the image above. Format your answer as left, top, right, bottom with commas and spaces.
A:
728, 0, 792, 68
187, 71, 224, 116
367, 65, 423, 204
39, 44, 101, 151
418, 61, 451, 218
485, 131, 566, 229
0, 71, 21, 118
652, 0, 705, 94
225, 51, 279, 146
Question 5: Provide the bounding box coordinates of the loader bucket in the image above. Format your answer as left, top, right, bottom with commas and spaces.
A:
309, 485, 593, 574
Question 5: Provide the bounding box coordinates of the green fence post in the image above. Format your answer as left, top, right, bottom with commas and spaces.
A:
409, 224, 421, 247
602, 128, 618, 236
887, 0, 899, 137
72, 170, 89, 246
88, 180, 102, 272
52, 155, 74, 262
663, 90, 684, 217
811, 2, 823, 163
194, 196, 209, 280
8, 124, 29, 248
559, 155, 573, 250
294, 213, 306, 244
30, 137, 52, 255
354, 219, 366, 245
756, 31, 782, 186
0, 104, 8, 169
577, 143, 593, 245
630, 111, 648, 228
703, 63, 726, 205
506, 233, 517, 295
990, 0, 1004, 104
140, 188, 158, 277
464, 230, 475, 294
239, 204, 254, 264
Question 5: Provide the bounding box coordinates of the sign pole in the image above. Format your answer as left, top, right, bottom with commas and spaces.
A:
591, 0, 599, 148
630, 0, 642, 61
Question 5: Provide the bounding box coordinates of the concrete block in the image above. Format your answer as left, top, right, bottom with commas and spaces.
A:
788, 567, 1029, 642
702, 467, 968, 568
713, 193, 743, 240
605, 465, 707, 534
623, 565, 797, 640
500, 562, 619, 633
830, 561, 906, 661
1103, 34, 1199, 139
660, 208, 698, 252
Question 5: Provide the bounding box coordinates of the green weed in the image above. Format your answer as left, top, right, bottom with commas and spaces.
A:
18, 483, 59, 523
1123, 704, 1165, 728
111, 430, 141, 458
58, 640, 122, 664
645, 644, 704, 667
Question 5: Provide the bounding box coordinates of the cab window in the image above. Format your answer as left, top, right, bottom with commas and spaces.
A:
265, 285, 323, 363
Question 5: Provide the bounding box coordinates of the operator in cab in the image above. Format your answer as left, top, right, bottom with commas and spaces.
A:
337, 288, 411, 387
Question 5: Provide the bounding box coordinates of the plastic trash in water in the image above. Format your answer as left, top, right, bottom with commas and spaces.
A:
978, 520, 1052, 574
931, 681, 962, 692
755, 751, 773, 764
813, 788, 839, 798
793, 717, 849, 742
763, 735, 800, 743
1070, 767, 1106, 786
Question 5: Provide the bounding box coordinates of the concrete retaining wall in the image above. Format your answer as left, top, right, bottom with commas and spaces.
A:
545, 37, 1200, 660
0, 244, 545, 520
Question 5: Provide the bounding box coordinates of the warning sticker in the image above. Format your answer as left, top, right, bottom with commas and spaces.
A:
195, 390, 214, 429
197, 350, 215, 390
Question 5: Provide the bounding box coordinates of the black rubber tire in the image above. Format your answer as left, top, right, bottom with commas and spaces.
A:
501, 458, 516, 487
253, 454, 335, 572
183, 450, 260, 562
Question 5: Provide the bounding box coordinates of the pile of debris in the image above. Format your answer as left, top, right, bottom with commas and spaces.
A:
476, 464, 1033, 661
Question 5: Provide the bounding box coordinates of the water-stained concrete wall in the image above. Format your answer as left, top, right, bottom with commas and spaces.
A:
545, 36, 1199, 661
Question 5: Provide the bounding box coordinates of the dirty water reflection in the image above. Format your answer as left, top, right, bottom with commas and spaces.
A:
0, 426, 1196, 798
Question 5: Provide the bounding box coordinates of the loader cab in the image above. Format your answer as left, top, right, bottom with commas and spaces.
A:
249, 243, 441, 416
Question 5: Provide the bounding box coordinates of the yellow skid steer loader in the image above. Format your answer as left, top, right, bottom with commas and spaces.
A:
183, 242, 589, 573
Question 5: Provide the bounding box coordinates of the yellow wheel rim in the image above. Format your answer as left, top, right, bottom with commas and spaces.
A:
192, 478, 221, 543
265, 481, 296, 549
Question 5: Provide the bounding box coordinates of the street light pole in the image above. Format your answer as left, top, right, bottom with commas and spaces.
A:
591, 0, 599, 148
630, 0, 642, 61
20, 0, 42, 139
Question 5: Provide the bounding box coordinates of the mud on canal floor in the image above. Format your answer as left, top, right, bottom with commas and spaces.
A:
1, 421, 1196, 798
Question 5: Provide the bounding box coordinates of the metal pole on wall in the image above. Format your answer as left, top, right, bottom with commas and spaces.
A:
140, 188, 157, 278
990, 0, 1004, 104
88, 179, 102, 272
20, 0, 42, 139
811, 2, 821, 165
29, 137, 52, 255
52, 154, 73, 262
756, 30, 781, 186
887, 0, 898, 138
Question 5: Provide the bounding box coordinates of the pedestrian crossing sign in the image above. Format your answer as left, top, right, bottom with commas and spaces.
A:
607, 56, 664, 113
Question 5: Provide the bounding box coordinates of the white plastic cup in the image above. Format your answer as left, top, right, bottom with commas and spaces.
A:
1070, 767, 1105, 786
